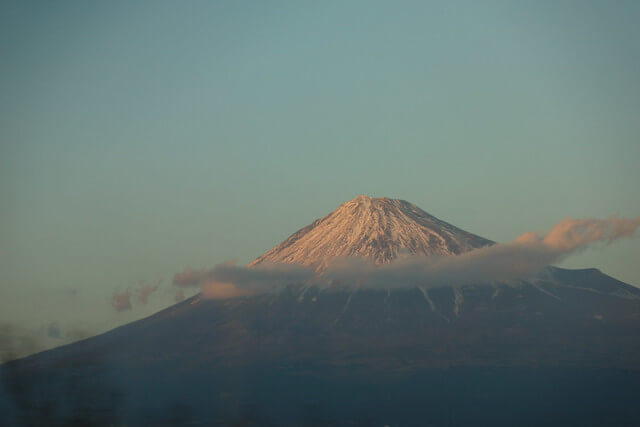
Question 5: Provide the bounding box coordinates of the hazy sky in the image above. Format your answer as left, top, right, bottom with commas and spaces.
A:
1, 1, 639, 348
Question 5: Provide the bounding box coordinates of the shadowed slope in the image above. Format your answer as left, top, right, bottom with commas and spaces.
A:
2, 267, 640, 426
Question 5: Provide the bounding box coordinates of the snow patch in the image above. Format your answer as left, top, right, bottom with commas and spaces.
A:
453, 287, 464, 316
418, 286, 436, 312
332, 290, 356, 327
531, 282, 561, 300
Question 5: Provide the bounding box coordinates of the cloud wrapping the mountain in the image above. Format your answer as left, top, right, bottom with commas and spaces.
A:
172, 262, 315, 299
173, 268, 203, 287
343, 216, 640, 289
173, 216, 640, 297
520, 216, 640, 251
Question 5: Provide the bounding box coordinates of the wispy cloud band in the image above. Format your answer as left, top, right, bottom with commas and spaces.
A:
172, 216, 640, 298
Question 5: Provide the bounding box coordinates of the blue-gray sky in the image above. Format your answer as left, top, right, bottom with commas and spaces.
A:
1, 1, 639, 349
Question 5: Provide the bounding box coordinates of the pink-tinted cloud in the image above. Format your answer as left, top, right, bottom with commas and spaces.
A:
201, 282, 252, 299
173, 267, 203, 287
172, 262, 313, 299
111, 290, 132, 312
520, 216, 640, 252
172, 262, 313, 290
136, 280, 161, 304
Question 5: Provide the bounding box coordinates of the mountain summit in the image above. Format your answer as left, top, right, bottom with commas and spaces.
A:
250, 195, 493, 269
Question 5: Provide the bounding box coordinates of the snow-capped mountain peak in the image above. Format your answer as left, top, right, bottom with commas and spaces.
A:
250, 195, 493, 269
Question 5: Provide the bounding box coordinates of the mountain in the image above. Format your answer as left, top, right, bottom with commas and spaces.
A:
2, 196, 640, 426
250, 195, 492, 269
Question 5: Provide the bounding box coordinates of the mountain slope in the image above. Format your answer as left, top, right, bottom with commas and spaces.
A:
3, 196, 640, 426
250, 195, 493, 269
3, 267, 640, 426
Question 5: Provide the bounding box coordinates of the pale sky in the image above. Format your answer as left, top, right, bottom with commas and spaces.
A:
1, 1, 639, 354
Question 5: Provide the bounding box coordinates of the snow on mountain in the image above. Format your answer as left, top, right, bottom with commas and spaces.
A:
250, 195, 493, 269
